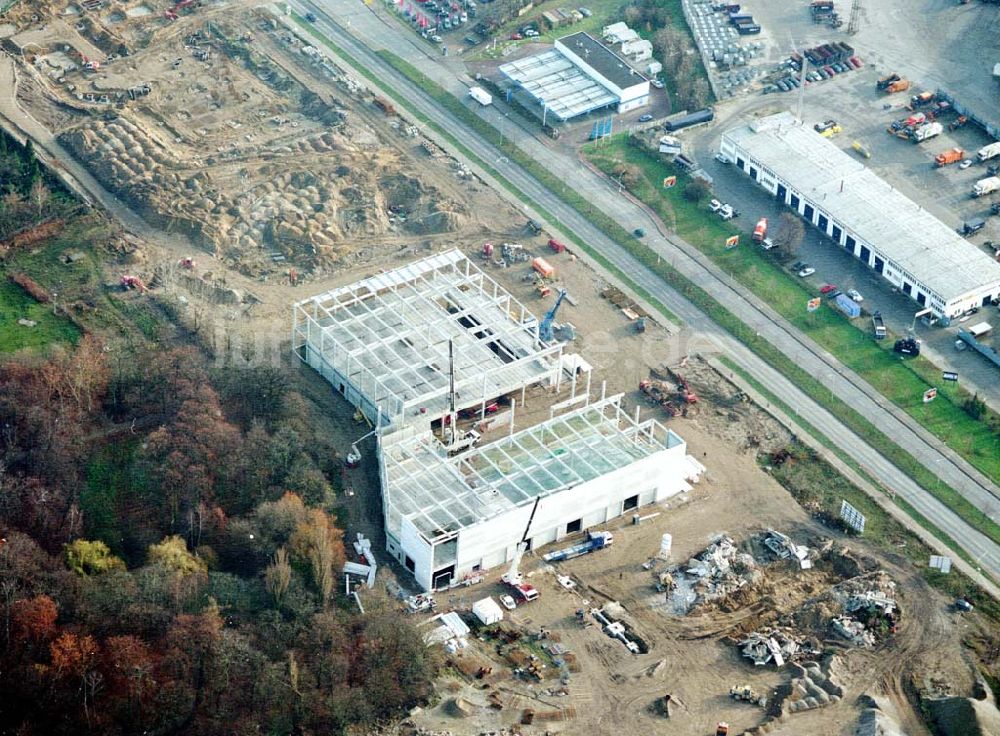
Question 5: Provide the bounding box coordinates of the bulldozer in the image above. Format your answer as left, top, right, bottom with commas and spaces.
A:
730, 684, 767, 707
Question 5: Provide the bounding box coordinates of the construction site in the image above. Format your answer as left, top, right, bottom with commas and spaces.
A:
1, 2, 998, 736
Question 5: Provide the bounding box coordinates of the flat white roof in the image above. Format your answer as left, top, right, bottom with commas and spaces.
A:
380, 394, 681, 540
723, 112, 1000, 303
294, 250, 561, 425
500, 49, 618, 120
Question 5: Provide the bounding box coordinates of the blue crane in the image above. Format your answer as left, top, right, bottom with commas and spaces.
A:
538, 289, 568, 343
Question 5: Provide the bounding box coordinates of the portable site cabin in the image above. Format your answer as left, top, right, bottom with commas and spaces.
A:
473, 597, 504, 625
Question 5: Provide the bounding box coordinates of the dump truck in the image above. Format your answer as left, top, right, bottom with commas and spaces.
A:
876, 73, 900, 90
911, 121, 943, 143
541, 531, 614, 562
752, 217, 768, 242
935, 148, 965, 167
973, 176, 1000, 198
872, 311, 886, 339
977, 142, 1000, 162
885, 79, 911, 94
468, 86, 492, 106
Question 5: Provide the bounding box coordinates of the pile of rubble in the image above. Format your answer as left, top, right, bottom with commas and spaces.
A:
682, 535, 762, 604
830, 575, 899, 648
737, 629, 814, 668
762, 529, 815, 570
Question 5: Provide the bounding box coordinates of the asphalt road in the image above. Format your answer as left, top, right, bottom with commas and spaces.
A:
290, 0, 1000, 580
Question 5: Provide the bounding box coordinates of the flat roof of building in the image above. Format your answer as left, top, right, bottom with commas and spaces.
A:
499, 49, 618, 120
558, 32, 648, 90
723, 113, 1000, 303
381, 395, 682, 539
293, 250, 561, 426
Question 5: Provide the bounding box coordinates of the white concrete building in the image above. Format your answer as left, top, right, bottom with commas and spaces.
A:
721, 113, 1000, 319
499, 32, 649, 121
293, 250, 705, 591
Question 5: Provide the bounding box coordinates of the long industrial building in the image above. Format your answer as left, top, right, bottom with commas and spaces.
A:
499, 32, 649, 121
293, 250, 704, 591
721, 112, 1000, 320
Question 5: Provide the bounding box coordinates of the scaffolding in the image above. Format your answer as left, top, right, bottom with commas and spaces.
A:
292, 250, 564, 428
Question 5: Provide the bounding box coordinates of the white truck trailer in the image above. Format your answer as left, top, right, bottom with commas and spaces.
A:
911, 121, 943, 143
977, 142, 1000, 162
469, 86, 492, 106
972, 176, 1000, 197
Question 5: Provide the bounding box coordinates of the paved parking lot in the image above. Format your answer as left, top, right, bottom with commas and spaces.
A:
684, 61, 1000, 404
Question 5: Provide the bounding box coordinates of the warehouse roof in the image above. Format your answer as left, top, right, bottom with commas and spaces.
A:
723, 112, 1000, 303
558, 32, 647, 90
499, 49, 618, 120
380, 394, 682, 540
293, 250, 562, 426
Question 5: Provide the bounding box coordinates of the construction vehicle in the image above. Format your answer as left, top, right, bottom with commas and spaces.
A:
538, 289, 567, 342
814, 119, 841, 137
501, 497, 541, 603
852, 140, 872, 159
876, 73, 900, 91
542, 531, 613, 562
893, 337, 920, 356
910, 91, 935, 107
548, 238, 566, 253
977, 142, 1000, 162
730, 684, 767, 707
948, 115, 969, 131
373, 97, 396, 116
872, 311, 886, 339
752, 217, 768, 242
120, 274, 147, 292
884, 79, 911, 94
935, 148, 965, 167
973, 177, 1000, 198
910, 121, 943, 143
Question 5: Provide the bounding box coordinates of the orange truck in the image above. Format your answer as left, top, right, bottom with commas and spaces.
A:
885, 79, 911, 94
752, 217, 768, 242
934, 148, 965, 167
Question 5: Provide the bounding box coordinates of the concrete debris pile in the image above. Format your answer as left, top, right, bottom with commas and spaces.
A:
762, 529, 815, 569
683, 535, 762, 604
830, 575, 900, 648
737, 629, 804, 667
782, 659, 845, 713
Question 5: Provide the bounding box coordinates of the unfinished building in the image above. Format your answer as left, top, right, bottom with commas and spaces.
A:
292, 250, 705, 590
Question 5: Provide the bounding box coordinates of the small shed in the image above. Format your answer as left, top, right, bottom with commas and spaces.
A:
472, 597, 504, 625
835, 293, 861, 318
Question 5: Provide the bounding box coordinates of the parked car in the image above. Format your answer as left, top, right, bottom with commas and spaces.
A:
524, 28, 539, 37
760, 237, 775, 250
638, 113, 653, 122
959, 159, 973, 170
510, 32, 522, 39
633, 227, 646, 237
709, 198, 723, 212
847, 289, 863, 302
798, 266, 816, 277
499, 594, 517, 610
718, 204, 736, 220
305, 11, 317, 21
650, 78, 664, 89
714, 152, 730, 164
820, 283, 838, 294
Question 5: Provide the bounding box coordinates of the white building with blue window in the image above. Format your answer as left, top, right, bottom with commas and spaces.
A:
720, 112, 1000, 320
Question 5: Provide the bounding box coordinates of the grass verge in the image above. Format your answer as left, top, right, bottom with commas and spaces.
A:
292, 16, 1000, 557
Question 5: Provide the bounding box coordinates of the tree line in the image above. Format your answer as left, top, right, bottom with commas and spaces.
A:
0, 340, 437, 734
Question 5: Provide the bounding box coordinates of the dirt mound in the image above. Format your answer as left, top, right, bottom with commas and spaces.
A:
926, 680, 1000, 736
